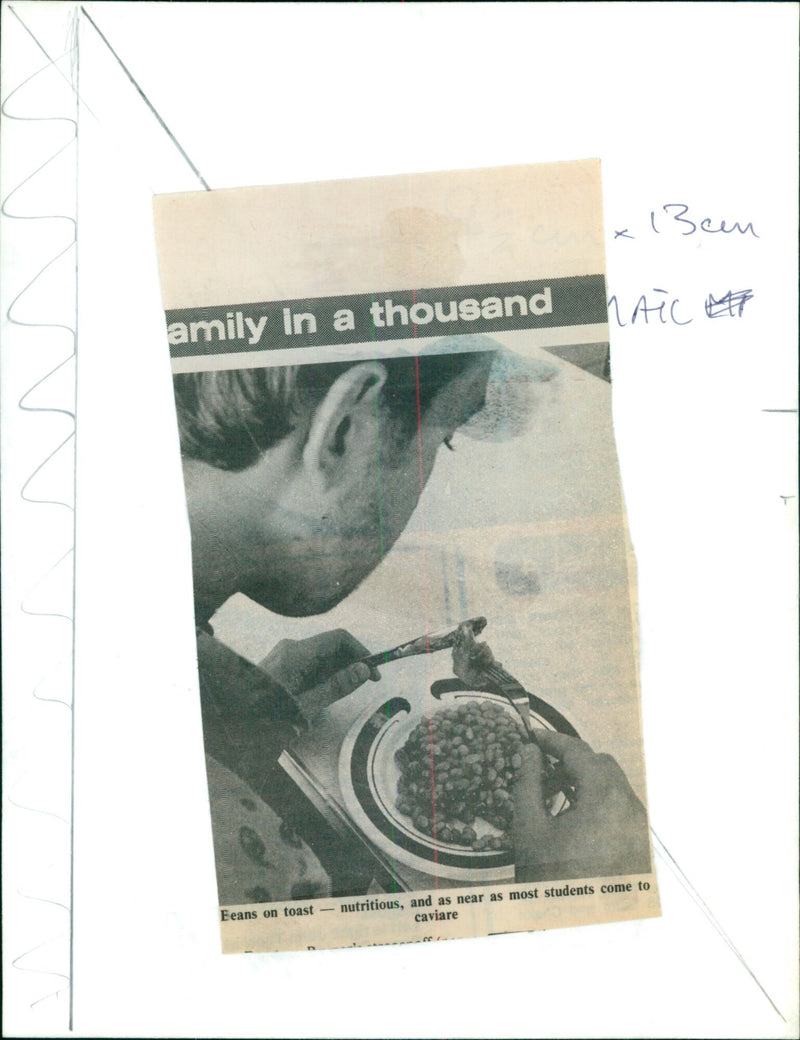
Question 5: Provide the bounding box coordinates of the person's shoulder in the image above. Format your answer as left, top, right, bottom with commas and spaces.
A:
196, 627, 303, 727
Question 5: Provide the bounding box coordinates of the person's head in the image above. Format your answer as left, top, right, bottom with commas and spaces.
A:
175, 344, 495, 619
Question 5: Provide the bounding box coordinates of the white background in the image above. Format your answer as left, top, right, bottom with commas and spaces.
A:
2, 3, 797, 1038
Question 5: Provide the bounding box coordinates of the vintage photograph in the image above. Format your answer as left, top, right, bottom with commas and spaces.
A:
154, 161, 659, 951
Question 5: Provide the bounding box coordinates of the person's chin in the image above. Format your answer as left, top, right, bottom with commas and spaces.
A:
243, 581, 350, 619
302, 582, 359, 616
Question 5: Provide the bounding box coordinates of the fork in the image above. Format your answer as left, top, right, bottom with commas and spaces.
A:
482, 662, 576, 807
482, 662, 536, 741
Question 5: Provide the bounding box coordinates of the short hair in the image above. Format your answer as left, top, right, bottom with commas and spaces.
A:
173, 350, 487, 471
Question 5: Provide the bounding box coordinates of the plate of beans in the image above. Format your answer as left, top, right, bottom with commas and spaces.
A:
338, 684, 576, 883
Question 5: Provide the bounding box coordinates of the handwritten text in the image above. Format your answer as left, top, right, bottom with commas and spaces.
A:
608, 288, 754, 327
613, 203, 759, 241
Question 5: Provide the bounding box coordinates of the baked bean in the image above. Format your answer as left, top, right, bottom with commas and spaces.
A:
395, 701, 527, 850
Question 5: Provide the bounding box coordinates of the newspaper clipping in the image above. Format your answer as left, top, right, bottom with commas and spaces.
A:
153, 160, 660, 954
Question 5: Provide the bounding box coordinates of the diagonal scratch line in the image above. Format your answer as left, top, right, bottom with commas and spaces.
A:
651, 828, 786, 1022
5, 235, 76, 330
20, 431, 76, 510
12, 932, 71, 985
31, 986, 70, 1009
19, 353, 76, 421
7, 790, 70, 826
18, 891, 71, 914
20, 545, 75, 623
33, 665, 74, 710
79, 5, 211, 191
8, 5, 97, 119
3, 8, 80, 1027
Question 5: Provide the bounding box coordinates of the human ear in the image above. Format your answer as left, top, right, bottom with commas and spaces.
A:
302, 361, 387, 480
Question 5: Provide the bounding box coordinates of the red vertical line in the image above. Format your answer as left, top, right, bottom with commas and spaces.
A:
414, 352, 438, 879
427, 712, 439, 873
368, 291, 400, 893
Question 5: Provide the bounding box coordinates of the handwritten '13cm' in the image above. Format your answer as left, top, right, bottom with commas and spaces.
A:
614, 203, 759, 241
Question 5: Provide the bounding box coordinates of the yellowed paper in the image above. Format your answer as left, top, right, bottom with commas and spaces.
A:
153, 159, 659, 954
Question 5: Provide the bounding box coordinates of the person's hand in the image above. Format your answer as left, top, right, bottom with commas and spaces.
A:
258, 629, 380, 726
512, 730, 651, 882
452, 621, 498, 686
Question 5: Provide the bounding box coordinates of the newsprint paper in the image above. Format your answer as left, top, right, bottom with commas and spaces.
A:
153, 160, 660, 954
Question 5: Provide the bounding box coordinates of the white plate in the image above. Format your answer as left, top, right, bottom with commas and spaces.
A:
338, 684, 575, 883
